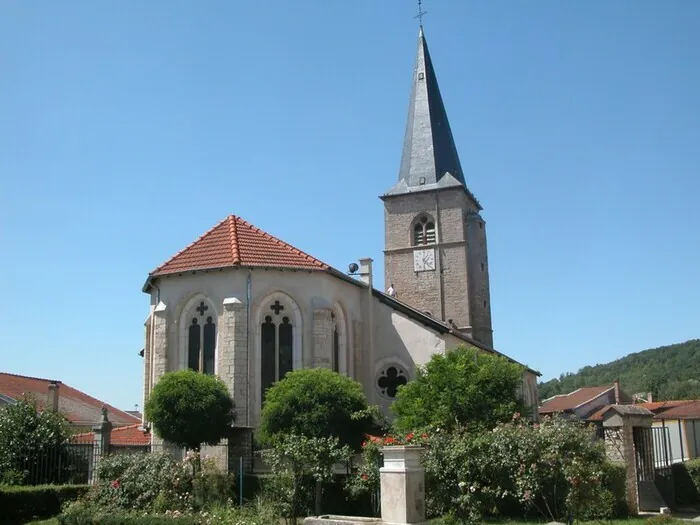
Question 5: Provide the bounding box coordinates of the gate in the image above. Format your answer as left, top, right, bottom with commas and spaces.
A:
633, 426, 675, 511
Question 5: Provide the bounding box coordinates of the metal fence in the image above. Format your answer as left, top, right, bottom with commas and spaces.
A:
2, 444, 98, 486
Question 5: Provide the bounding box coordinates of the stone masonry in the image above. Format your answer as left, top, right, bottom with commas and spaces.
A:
312, 308, 334, 368
152, 301, 168, 382
383, 186, 493, 348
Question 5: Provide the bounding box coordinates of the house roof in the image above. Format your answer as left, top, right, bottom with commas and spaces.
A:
649, 400, 700, 420
73, 424, 150, 446
0, 372, 141, 427
145, 215, 328, 289
539, 385, 615, 414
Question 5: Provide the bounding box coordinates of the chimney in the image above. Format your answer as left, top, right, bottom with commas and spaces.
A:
47, 382, 59, 412
647, 391, 653, 403
613, 379, 621, 405
358, 257, 373, 287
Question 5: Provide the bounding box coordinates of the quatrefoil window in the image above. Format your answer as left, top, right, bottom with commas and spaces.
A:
376, 365, 408, 399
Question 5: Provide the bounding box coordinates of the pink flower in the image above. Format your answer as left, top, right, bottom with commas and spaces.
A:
111, 479, 120, 489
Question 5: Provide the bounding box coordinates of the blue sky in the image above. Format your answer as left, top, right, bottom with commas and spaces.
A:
1, 1, 698, 411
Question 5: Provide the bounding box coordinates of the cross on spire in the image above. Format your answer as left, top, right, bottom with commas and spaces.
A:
414, 0, 427, 28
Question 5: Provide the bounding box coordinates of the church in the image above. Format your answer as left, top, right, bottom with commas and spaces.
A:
140, 28, 540, 456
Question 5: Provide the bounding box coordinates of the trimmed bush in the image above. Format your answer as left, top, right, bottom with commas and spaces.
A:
674, 459, 700, 506
58, 514, 198, 525
0, 484, 88, 524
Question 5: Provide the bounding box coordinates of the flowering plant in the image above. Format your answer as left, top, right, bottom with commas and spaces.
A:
376, 431, 429, 447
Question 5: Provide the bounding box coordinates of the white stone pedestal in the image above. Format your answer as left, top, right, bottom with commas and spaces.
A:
379, 446, 426, 525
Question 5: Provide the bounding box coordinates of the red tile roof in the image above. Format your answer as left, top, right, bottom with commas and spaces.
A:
587, 400, 700, 421
73, 424, 151, 446
649, 400, 700, 420
0, 372, 140, 427
539, 385, 614, 414
150, 215, 330, 277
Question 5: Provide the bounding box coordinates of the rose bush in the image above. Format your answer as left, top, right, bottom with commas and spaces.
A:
423, 415, 628, 523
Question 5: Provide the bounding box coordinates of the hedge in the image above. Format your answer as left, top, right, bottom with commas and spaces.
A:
58, 515, 198, 525
0, 484, 88, 524
674, 459, 700, 506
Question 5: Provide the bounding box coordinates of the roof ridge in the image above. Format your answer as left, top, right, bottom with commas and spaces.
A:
113, 424, 145, 432
229, 215, 240, 264
150, 217, 230, 276
0, 371, 62, 384
236, 217, 326, 268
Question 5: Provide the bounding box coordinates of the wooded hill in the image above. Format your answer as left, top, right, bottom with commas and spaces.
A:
538, 339, 700, 402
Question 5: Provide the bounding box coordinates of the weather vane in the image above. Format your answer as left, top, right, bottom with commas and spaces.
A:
414, 0, 427, 28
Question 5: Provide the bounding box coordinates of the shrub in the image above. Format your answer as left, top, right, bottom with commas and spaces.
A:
392, 345, 526, 433
67, 451, 234, 516
58, 513, 199, 525
258, 368, 373, 451
423, 416, 626, 523
0, 484, 88, 524
145, 371, 235, 452
0, 396, 73, 485
674, 458, 700, 505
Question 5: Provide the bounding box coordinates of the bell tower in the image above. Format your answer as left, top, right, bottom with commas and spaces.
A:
381, 28, 493, 348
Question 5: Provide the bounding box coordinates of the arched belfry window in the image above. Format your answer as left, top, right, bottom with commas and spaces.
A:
186, 300, 216, 375
260, 300, 295, 400
413, 215, 436, 246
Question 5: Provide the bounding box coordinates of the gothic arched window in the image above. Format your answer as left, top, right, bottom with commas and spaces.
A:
187, 300, 216, 375
412, 216, 436, 246
260, 300, 295, 400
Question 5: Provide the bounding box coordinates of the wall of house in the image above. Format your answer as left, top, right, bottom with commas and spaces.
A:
574, 389, 616, 420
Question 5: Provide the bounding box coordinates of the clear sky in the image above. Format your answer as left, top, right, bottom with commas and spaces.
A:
1, 1, 698, 411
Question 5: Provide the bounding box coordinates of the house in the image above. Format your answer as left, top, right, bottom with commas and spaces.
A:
539, 381, 631, 420
638, 400, 700, 463
0, 372, 141, 430
140, 27, 541, 463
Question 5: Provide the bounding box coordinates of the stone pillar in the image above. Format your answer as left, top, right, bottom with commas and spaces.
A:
152, 301, 168, 382
90, 407, 112, 484
380, 446, 427, 525
312, 308, 334, 368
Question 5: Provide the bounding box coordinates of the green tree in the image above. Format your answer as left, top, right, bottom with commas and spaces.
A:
258, 368, 372, 451
144, 370, 235, 452
0, 395, 71, 484
392, 345, 525, 433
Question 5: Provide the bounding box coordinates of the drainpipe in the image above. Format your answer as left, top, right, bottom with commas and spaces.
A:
246, 270, 252, 428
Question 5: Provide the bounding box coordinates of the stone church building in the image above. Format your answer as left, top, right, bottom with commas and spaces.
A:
140, 28, 540, 457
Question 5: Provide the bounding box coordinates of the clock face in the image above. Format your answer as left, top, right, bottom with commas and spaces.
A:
413, 248, 435, 272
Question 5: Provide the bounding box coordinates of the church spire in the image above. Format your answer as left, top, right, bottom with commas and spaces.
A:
386, 28, 476, 202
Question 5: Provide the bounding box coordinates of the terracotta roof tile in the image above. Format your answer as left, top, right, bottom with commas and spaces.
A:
0, 372, 140, 427
150, 215, 329, 276
73, 424, 150, 446
539, 385, 614, 414
650, 400, 700, 420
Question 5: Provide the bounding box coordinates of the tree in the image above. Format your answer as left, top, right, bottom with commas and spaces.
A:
258, 368, 373, 451
145, 370, 235, 451
0, 395, 71, 484
392, 345, 525, 433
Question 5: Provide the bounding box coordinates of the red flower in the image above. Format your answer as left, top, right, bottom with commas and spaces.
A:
361, 473, 368, 481
384, 436, 395, 445
421, 433, 428, 440
361, 441, 368, 448
111, 479, 120, 489
406, 433, 415, 441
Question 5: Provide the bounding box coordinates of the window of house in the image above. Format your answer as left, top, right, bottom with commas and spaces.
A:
413, 216, 436, 246
261, 300, 294, 400
187, 301, 215, 375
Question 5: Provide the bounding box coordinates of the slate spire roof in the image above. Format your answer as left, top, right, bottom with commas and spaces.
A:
385, 28, 480, 207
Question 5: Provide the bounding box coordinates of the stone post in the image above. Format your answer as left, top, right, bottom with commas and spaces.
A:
152, 301, 168, 382
380, 446, 427, 525
90, 407, 112, 484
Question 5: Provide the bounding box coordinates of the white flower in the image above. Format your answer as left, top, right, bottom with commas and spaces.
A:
458, 481, 466, 489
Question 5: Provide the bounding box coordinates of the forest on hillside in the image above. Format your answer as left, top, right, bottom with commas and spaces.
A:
538, 339, 700, 402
